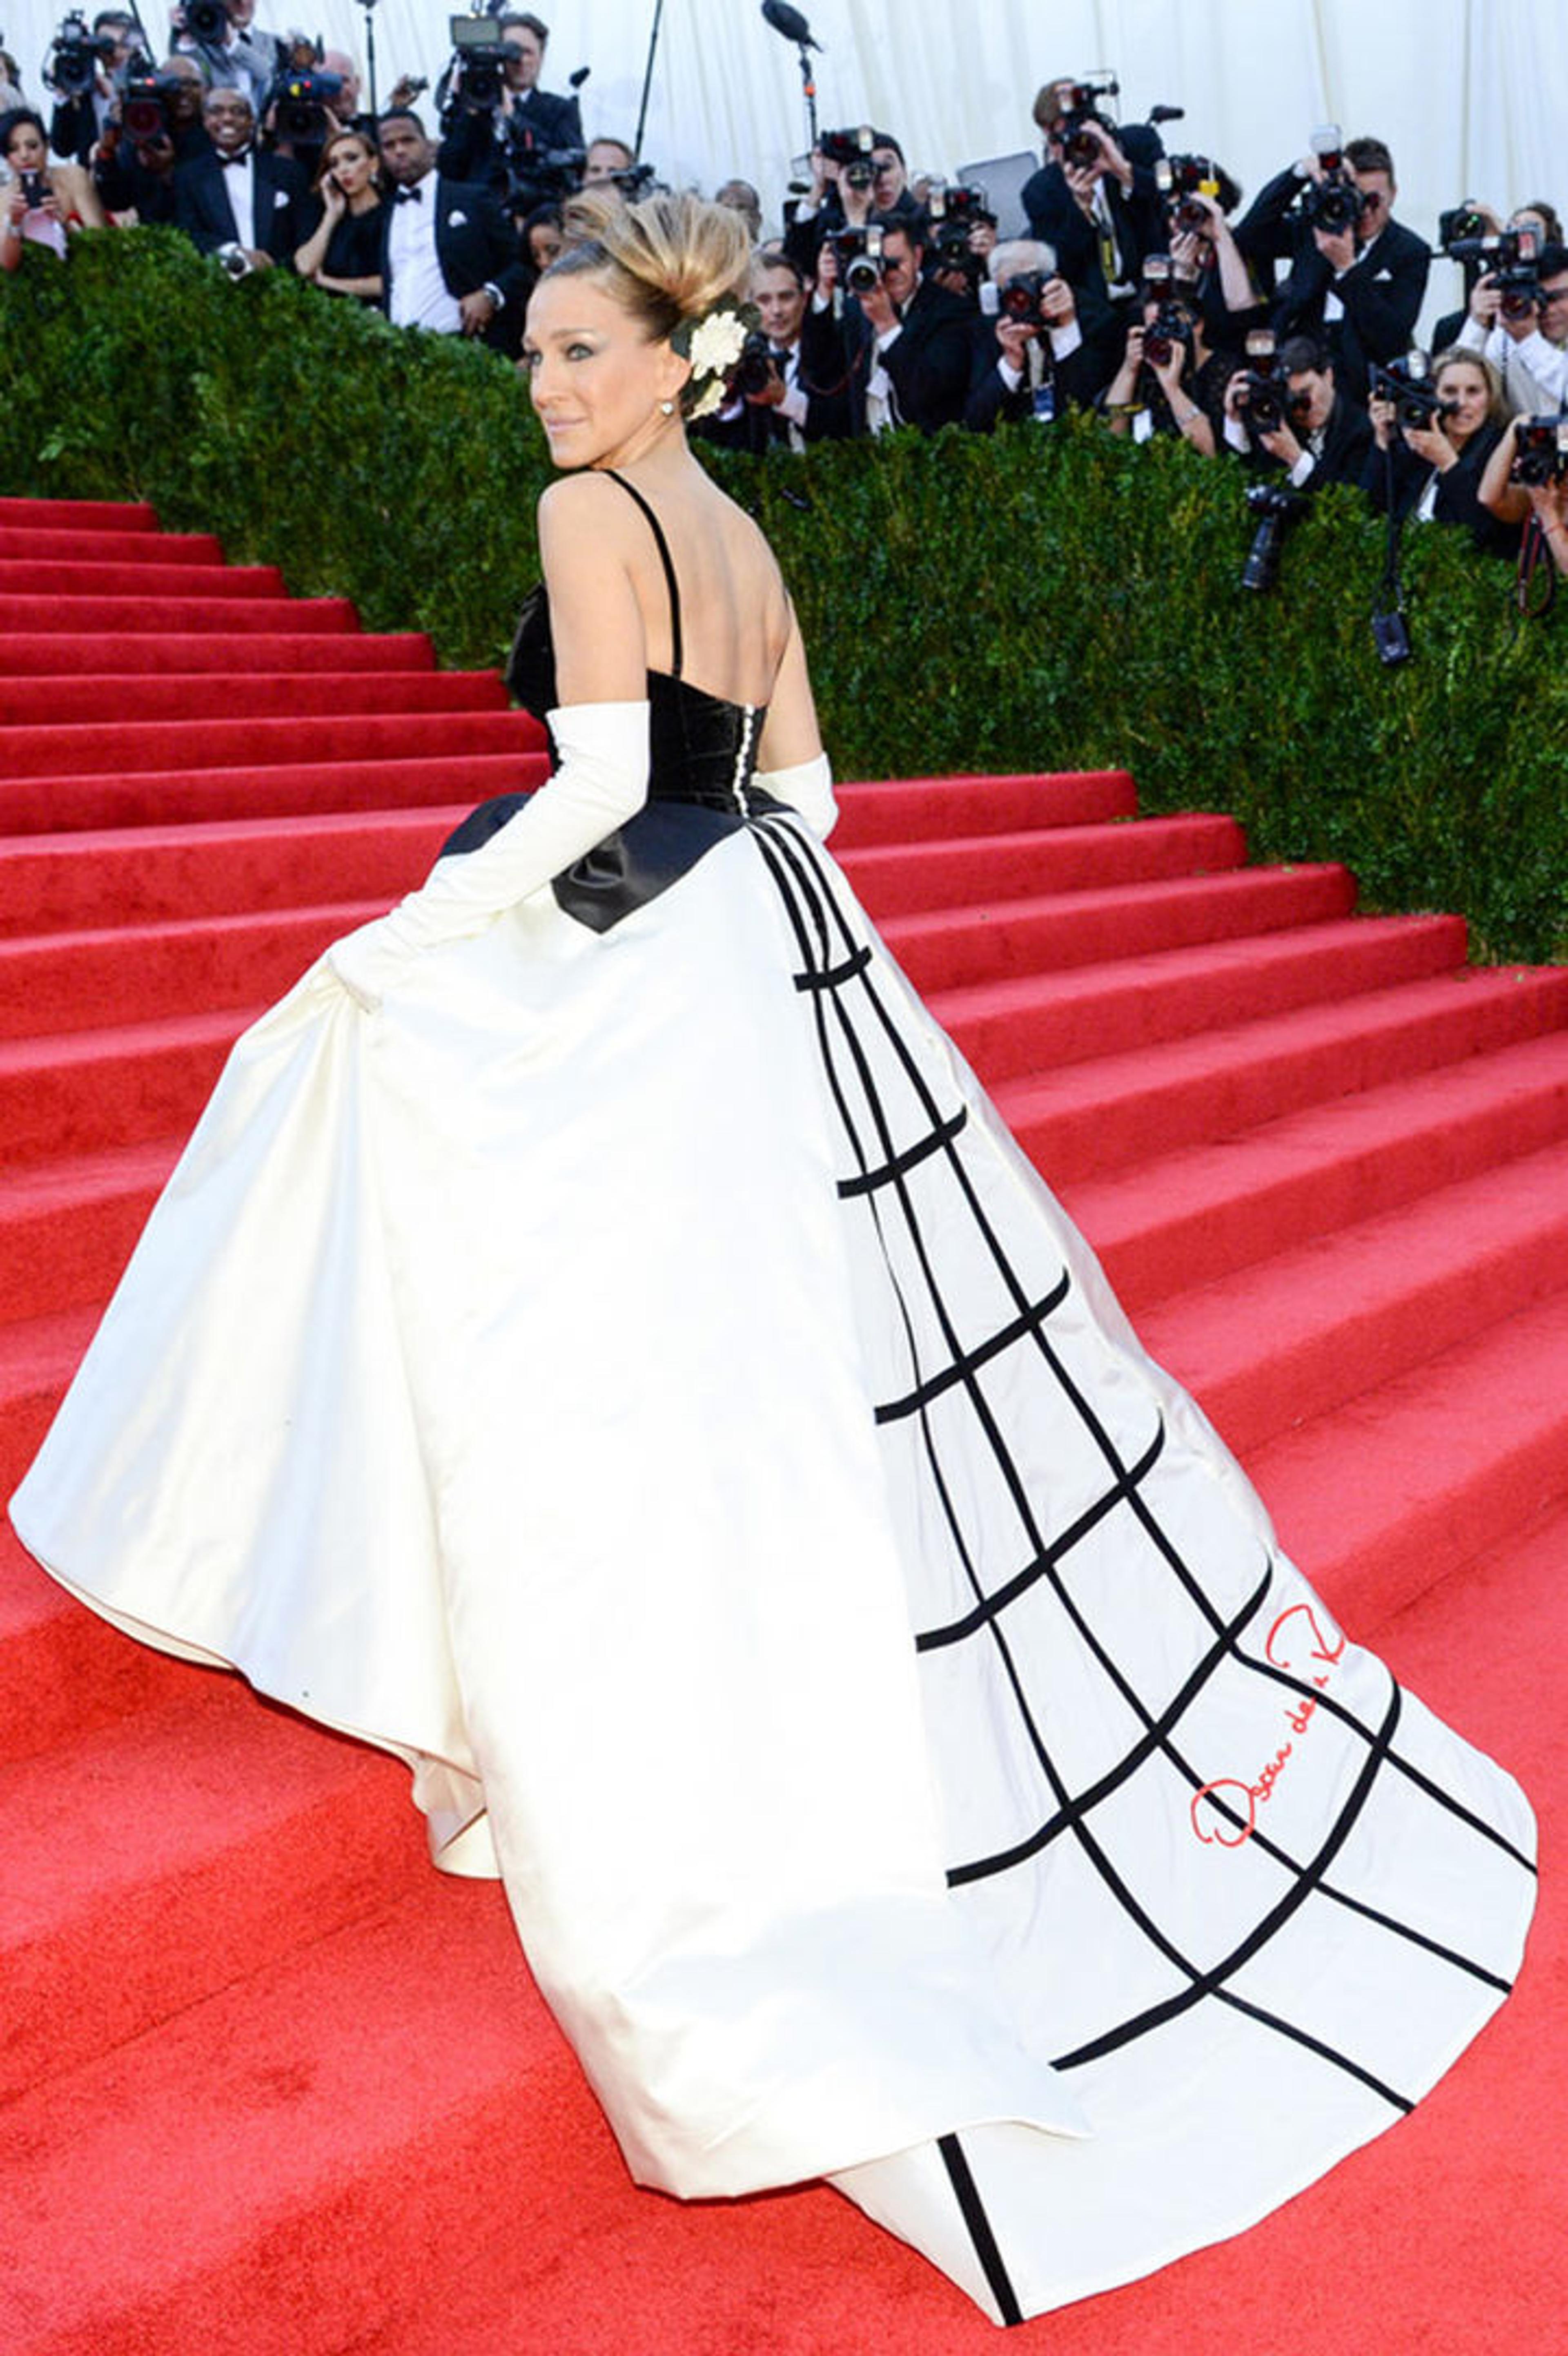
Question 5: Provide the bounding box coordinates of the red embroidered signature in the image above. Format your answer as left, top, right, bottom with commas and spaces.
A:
1189, 1602, 1346, 1849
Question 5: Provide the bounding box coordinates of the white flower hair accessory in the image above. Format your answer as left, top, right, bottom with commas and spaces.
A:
670, 293, 760, 419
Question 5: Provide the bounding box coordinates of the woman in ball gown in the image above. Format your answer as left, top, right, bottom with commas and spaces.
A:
10, 192, 1536, 2325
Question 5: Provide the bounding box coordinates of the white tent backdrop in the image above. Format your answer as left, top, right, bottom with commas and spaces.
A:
4, 0, 1568, 337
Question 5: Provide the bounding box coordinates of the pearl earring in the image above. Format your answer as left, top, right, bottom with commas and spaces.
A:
659, 398, 676, 415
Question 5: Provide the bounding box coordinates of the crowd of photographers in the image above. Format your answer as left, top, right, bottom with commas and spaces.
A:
4, 12, 1568, 585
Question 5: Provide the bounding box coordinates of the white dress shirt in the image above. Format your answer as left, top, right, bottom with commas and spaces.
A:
388, 178, 462, 334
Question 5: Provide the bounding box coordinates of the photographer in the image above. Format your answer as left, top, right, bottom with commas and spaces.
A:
1236, 134, 1430, 401
1362, 348, 1518, 558
782, 126, 922, 279
831, 216, 971, 434
47, 8, 139, 164
1158, 172, 1270, 355
293, 124, 380, 299
174, 83, 310, 265
1478, 413, 1568, 570
696, 245, 851, 452
438, 13, 582, 206
1222, 333, 1372, 489
2, 102, 107, 261
1452, 238, 1568, 416
1019, 77, 1165, 375
1102, 268, 1225, 453
964, 239, 1105, 429
91, 51, 207, 223
171, 0, 275, 114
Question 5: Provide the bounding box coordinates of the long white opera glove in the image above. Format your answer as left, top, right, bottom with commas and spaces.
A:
327, 701, 651, 1010
753, 751, 836, 840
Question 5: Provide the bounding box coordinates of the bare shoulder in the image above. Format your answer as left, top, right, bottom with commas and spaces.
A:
536, 471, 644, 578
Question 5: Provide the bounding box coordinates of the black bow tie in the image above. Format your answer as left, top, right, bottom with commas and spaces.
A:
393, 184, 425, 204
220, 149, 252, 167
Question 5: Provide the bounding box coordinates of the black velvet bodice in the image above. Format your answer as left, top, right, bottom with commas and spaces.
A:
505, 580, 768, 815
444, 474, 780, 935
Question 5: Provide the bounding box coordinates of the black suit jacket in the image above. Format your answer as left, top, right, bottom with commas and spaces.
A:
377, 175, 529, 352
963, 313, 1107, 429
1020, 132, 1165, 381
174, 146, 314, 263
697, 318, 854, 452
1361, 419, 1518, 555
1235, 167, 1431, 401
834, 277, 973, 434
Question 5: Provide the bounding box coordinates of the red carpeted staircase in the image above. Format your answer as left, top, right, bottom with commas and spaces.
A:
1, 498, 1563, 2356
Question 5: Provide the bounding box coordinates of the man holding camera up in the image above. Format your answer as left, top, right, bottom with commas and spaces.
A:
1020, 78, 1165, 383
1235, 132, 1429, 403
824, 217, 972, 435
438, 13, 581, 204
171, 0, 275, 115
47, 9, 138, 164
1222, 332, 1372, 488
91, 51, 207, 223
1453, 241, 1568, 415
965, 239, 1107, 429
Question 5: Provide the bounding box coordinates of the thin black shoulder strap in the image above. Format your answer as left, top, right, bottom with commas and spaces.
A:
605, 469, 683, 678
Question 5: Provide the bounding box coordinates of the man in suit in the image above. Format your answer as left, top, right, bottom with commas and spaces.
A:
173, 86, 312, 266
698, 247, 853, 453
1019, 78, 1166, 379
438, 12, 581, 202
829, 219, 973, 435
376, 107, 528, 350
1235, 136, 1430, 404
92, 53, 210, 226
964, 242, 1109, 431
1222, 334, 1373, 489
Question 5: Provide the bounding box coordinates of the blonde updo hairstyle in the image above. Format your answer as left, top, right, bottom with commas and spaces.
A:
549, 189, 753, 414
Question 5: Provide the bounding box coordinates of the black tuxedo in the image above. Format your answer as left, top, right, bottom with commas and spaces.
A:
1020, 130, 1165, 380
437, 85, 583, 198
1298, 391, 1374, 489
94, 119, 212, 225
174, 145, 314, 263
1234, 167, 1431, 402
377, 174, 528, 352
835, 277, 973, 434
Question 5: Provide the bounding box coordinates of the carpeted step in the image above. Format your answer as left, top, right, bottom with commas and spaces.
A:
0, 903, 375, 1040
0, 1677, 421, 2101
996, 965, 1568, 1183
933, 913, 1468, 1085
1067, 1028, 1568, 1311
0, 710, 548, 807
0, 1307, 98, 1493
0, 1138, 182, 1323
830, 770, 1137, 846
0, 672, 510, 727
837, 812, 1247, 916
1142, 1134, 1568, 1454
0, 1519, 193, 1765
0, 631, 437, 677
0, 1883, 589, 2356
0, 498, 157, 530
0, 755, 537, 850
0, 558, 286, 599
0, 593, 358, 635
1253, 1281, 1568, 1633
883, 862, 1359, 993
0, 1011, 249, 1169
7, 527, 225, 564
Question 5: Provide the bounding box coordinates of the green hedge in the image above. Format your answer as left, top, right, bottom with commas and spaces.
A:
3, 229, 1565, 962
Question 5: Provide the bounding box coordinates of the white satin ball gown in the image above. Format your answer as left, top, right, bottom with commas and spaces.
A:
10, 474, 1537, 2325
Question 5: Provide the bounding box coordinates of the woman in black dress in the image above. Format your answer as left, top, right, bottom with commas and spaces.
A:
294, 127, 383, 303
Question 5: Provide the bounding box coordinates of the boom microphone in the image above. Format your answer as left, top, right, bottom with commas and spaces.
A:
762, 2, 821, 51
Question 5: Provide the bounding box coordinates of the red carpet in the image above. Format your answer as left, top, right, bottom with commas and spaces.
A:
0, 498, 1562, 2354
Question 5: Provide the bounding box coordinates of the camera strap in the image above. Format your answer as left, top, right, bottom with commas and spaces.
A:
1515, 514, 1557, 620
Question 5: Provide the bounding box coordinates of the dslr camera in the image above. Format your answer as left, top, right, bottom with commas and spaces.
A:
1156, 153, 1234, 235
1052, 75, 1119, 167
1232, 330, 1290, 435
829, 222, 886, 296
1298, 125, 1366, 238
820, 125, 877, 192
1241, 483, 1307, 593
273, 36, 343, 141
927, 183, 991, 288
1439, 220, 1540, 317
1510, 416, 1568, 486
1370, 352, 1452, 436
